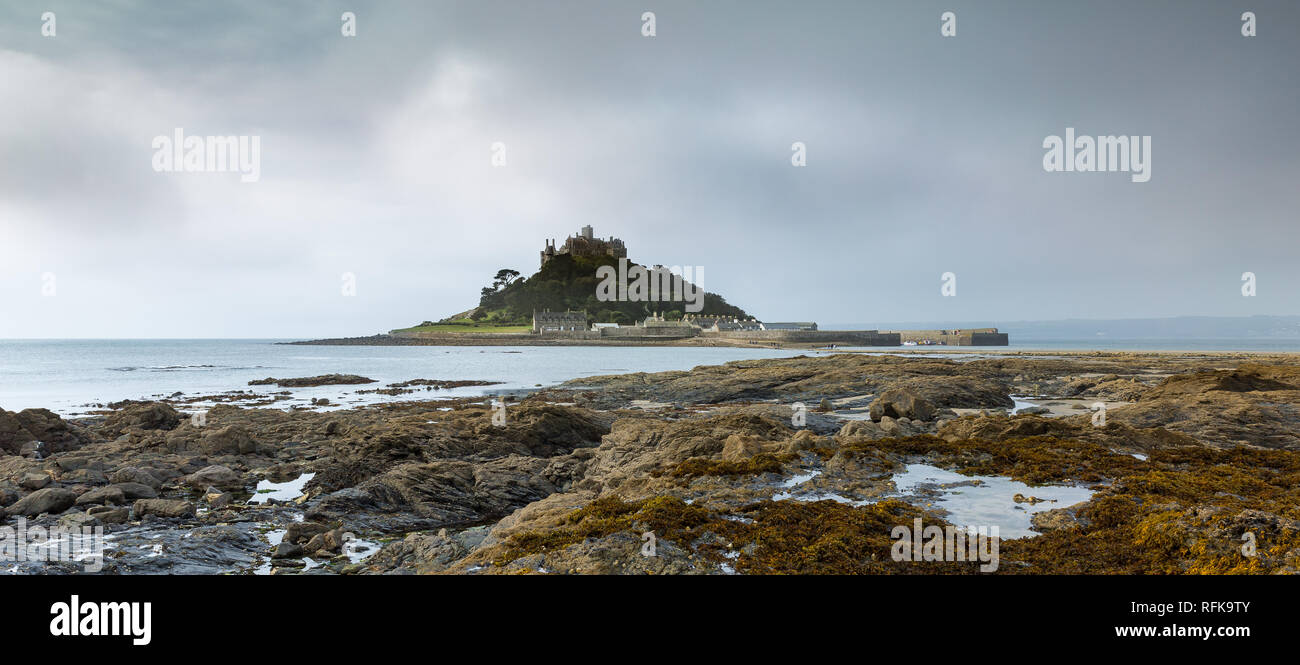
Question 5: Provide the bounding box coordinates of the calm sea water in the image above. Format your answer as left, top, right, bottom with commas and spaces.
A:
0, 340, 799, 416
1002, 338, 1300, 352
1, 338, 1294, 417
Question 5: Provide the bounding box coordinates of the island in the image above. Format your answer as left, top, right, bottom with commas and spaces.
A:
292, 226, 1009, 348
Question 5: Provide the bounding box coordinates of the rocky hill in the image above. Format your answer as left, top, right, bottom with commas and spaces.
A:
462, 253, 750, 325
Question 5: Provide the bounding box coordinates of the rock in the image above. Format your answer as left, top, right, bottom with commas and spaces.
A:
836, 420, 883, 440
109, 467, 162, 489
1018, 406, 1052, 416
132, 499, 195, 519
111, 482, 159, 500
1, 408, 91, 456
273, 541, 305, 559
303, 527, 347, 555
0, 409, 38, 455
87, 506, 129, 524
182, 465, 245, 490
100, 402, 181, 436
886, 376, 1015, 411
1031, 506, 1084, 533
285, 521, 331, 545
207, 492, 234, 510
782, 429, 832, 453
19, 472, 51, 490
60, 468, 107, 485
248, 374, 376, 388
869, 388, 936, 422
1141, 367, 1297, 400
200, 426, 258, 456
58, 511, 101, 530
1012, 493, 1050, 505
74, 485, 127, 506
4, 487, 77, 517
720, 434, 762, 462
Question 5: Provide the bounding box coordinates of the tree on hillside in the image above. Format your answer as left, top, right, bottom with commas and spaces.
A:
493, 269, 520, 289
480, 268, 521, 301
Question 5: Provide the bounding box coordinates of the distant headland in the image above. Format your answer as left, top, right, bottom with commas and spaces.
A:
293, 225, 1008, 348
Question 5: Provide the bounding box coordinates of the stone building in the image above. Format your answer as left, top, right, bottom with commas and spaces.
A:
641, 312, 697, 329
540, 225, 627, 268
683, 314, 762, 332
532, 309, 588, 333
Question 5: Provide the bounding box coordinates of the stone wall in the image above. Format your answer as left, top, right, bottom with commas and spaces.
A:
702, 330, 901, 346
888, 329, 1010, 346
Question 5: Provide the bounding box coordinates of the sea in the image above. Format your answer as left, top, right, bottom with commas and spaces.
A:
0, 337, 1295, 417
0, 340, 799, 416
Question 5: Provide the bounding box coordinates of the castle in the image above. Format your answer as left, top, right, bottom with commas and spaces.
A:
540, 225, 627, 268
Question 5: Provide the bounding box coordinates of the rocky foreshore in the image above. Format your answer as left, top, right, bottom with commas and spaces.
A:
3, 351, 1299, 575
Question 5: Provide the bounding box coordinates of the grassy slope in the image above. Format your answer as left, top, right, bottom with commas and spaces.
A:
392, 320, 532, 334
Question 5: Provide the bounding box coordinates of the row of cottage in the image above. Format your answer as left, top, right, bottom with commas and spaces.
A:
532, 310, 818, 334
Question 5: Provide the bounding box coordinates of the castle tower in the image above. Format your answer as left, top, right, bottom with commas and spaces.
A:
541, 226, 626, 268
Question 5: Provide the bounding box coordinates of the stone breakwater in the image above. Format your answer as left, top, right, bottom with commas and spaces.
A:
2, 351, 1298, 575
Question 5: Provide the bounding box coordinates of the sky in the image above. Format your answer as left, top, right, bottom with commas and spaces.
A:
1, 0, 1297, 338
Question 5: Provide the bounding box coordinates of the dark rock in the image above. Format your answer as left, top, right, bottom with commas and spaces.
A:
109, 467, 162, 489
4, 487, 77, 517
200, 426, 258, 456
101, 402, 181, 436
87, 506, 130, 524
285, 521, 330, 545
0, 409, 37, 455
207, 492, 234, 510
60, 468, 107, 485
111, 482, 159, 500
58, 511, 100, 530
132, 498, 195, 519
74, 485, 127, 506
248, 374, 376, 388
273, 541, 304, 559
303, 527, 347, 555
19, 472, 51, 490
183, 464, 246, 490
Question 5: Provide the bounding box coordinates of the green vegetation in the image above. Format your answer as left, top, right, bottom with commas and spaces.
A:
469, 254, 750, 325
391, 319, 531, 334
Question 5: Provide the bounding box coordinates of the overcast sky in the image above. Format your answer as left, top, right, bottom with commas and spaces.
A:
1, 0, 1297, 338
